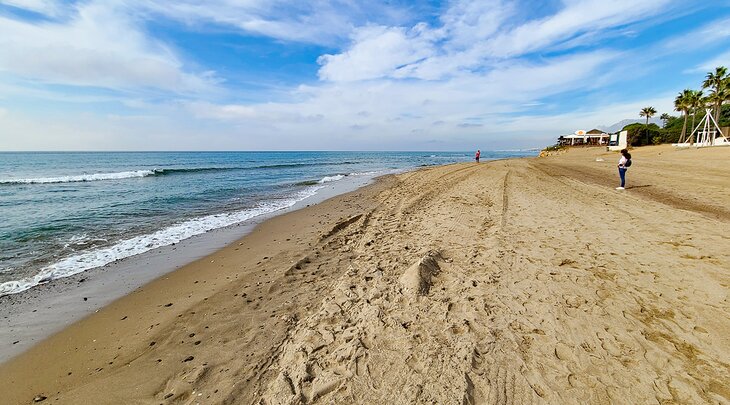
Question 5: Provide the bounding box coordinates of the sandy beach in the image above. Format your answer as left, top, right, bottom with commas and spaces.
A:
1, 145, 729, 404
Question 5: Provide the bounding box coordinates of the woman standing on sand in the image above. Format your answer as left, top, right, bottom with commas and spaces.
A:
475, 149, 480, 163
617, 149, 631, 190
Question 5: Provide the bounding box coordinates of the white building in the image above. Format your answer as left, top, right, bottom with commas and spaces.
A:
557, 129, 610, 146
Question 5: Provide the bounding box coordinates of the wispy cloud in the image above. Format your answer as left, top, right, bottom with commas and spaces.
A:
0, 1, 219, 93
662, 16, 730, 51
317, 24, 436, 82
176, 49, 621, 150
316, 0, 671, 82
691, 50, 730, 73
1, 0, 65, 17
136, 0, 414, 45
0, 0, 726, 150
481, 0, 675, 58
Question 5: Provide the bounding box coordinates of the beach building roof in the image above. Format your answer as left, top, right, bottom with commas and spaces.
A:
562, 133, 608, 139
558, 130, 610, 146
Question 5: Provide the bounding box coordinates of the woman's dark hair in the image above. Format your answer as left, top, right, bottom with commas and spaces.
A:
620, 149, 631, 159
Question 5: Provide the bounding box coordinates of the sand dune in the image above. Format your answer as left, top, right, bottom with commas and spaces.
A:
1, 145, 729, 404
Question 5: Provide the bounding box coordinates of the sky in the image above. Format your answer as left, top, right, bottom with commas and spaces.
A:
0, 0, 729, 151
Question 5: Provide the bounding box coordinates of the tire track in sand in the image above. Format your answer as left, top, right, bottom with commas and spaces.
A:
500, 168, 511, 230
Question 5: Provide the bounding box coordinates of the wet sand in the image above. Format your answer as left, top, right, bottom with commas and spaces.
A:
0, 174, 376, 363
1, 145, 728, 404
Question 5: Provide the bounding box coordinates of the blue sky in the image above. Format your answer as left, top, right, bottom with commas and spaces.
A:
0, 0, 728, 151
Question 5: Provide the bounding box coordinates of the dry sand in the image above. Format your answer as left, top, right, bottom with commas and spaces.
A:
1, 145, 729, 404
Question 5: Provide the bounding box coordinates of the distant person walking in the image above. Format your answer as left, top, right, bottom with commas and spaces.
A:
616, 149, 631, 190
475, 149, 480, 163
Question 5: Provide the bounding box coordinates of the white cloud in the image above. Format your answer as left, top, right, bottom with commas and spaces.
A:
663, 16, 730, 51
136, 0, 412, 45
0, 1, 219, 93
1, 0, 64, 17
0, 89, 680, 151
0, 0, 715, 150
657, 17, 730, 73
482, 0, 675, 58
187, 101, 263, 120
0, 0, 417, 92
0, 79, 124, 104
316, 0, 674, 82
317, 24, 435, 82
438, 0, 514, 47
489, 94, 676, 133
181, 50, 620, 149
693, 51, 730, 73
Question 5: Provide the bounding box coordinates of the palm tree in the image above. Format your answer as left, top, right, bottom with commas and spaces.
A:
705, 88, 728, 125
640, 106, 657, 145
674, 90, 691, 143
702, 66, 728, 123
688, 94, 717, 145
660, 113, 670, 127
688, 89, 704, 139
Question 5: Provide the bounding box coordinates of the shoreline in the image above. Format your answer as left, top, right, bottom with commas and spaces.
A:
0, 171, 380, 363
1, 145, 728, 404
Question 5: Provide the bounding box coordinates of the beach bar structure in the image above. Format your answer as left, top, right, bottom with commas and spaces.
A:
558, 129, 610, 146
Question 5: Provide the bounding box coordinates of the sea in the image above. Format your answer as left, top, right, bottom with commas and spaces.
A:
0, 151, 535, 296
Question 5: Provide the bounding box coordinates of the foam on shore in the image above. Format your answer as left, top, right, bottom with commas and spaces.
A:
0, 186, 322, 296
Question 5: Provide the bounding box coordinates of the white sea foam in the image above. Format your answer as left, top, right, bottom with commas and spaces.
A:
0, 187, 322, 296
318, 174, 345, 183
0, 170, 156, 184
348, 171, 379, 176
68, 233, 90, 243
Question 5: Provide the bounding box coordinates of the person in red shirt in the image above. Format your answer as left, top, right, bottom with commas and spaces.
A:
475, 149, 480, 163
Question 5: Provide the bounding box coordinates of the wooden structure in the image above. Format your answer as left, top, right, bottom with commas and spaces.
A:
673, 109, 730, 147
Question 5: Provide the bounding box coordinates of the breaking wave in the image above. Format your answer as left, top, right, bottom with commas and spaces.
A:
1, 162, 365, 185
0, 170, 156, 184
0, 187, 322, 296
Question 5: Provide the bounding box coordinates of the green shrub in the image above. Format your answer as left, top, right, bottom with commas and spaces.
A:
542, 144, 565, 152
623, 123, 663, 146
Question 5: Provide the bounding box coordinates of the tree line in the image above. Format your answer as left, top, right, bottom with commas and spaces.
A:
627, 66, 729, 146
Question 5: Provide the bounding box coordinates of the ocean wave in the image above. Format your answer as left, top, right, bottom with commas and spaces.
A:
295, 170, 380, 187
0, 170, 156, 184
151, 162, 362, 175
0, 187, 322, 297
255, 161, 360, 169
318, 174, 346, 183
295, 180, 320, 186
1, 161, 365, 185
348, 171, 380, 176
